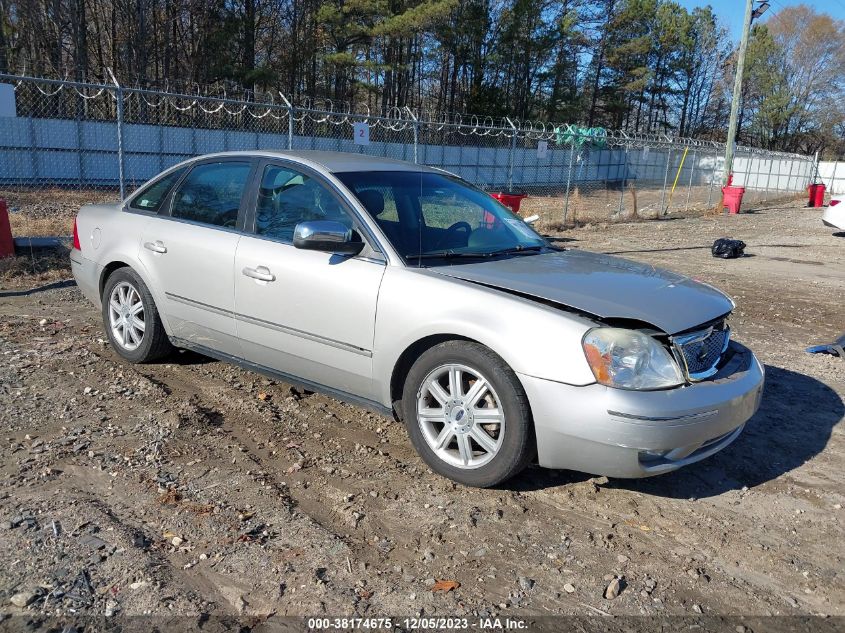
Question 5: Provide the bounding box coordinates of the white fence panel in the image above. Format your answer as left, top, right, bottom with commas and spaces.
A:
819, 161, 845, 195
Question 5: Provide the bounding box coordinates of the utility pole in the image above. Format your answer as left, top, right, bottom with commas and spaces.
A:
723, 0, 769, 185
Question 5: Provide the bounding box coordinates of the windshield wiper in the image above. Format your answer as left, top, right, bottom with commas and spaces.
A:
403, 250, 490, 260
404, 245, 546, 261
477, 245, 546, 257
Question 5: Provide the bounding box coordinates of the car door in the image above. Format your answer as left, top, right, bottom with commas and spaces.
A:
138, 158, 255, 356
233, 160, 386, 400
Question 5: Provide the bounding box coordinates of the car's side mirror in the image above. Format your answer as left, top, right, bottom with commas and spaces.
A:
293, 220, 364, 255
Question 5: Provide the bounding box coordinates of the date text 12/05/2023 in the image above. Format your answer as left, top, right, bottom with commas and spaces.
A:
306, 616, 530, 630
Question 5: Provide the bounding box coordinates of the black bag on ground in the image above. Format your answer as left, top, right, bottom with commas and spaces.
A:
711, 238, 746, 259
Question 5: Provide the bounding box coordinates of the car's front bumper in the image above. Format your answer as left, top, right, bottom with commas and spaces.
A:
519, 342, 764, 478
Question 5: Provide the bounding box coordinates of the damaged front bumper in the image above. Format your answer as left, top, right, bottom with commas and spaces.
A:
519, 341, 764, 478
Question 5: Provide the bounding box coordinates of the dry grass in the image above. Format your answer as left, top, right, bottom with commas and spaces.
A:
524, 185, 807, 234
8, 214, 75, 237
0, 189, 96, 289
0, 185, 809, 239
0, 187, 116, 208
1, 188, 117, 237
0, 250, 71, 291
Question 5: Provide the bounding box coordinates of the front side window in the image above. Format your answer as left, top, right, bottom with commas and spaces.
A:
170, 162, 251, 228
254, 164, 353, 243
336, 171, 546, 262
129, 167, 185, 212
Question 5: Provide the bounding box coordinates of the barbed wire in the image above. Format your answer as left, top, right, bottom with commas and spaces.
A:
0, 72, 815, 160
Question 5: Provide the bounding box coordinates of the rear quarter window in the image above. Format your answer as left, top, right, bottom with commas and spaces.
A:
128, 168, 186, 212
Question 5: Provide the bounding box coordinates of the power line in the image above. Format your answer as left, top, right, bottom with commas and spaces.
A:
760, 0, 843, 36
769, 0, 845, 18
767, 0, 794, 11
756, 1, 790, 31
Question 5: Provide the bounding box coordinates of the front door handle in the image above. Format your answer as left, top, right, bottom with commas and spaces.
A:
242, 265, 276, 282
143, 240, 167, 254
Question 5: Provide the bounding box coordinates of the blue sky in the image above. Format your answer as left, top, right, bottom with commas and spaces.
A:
678, 0, 845, 40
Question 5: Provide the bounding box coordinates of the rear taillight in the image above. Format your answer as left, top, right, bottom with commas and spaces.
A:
72, 218, 81, 250
830, 199, 840, 207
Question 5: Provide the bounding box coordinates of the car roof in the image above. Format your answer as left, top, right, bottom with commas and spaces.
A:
190, 150, 442, 174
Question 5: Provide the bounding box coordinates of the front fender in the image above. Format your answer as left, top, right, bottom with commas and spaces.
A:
372, 267, 598, 406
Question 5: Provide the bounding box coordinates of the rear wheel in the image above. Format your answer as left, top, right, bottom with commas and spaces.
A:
101, 268, 172, 363
401, 341, 534, 487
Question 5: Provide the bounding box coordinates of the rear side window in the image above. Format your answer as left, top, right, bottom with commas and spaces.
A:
170, 162, 252, 228
129, 168, 185, 212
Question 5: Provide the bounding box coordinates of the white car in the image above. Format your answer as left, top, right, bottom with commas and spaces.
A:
823, 196, 844, 230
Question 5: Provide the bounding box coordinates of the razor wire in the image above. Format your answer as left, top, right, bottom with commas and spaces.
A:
0, 72, 818, 230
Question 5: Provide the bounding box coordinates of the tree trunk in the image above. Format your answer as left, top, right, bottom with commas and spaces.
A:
72, 0, 88, 80
243, 0, 255, 94
0, 0, 8, 73
50, 0, 62, 74
289, 0, 299, 98
136, 0, 148, 81
110, 1, 118, 75
678, 74, 691, 137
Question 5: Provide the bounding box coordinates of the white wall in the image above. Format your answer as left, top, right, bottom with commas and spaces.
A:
0, 115, 816, 194
818, 161, 845, 195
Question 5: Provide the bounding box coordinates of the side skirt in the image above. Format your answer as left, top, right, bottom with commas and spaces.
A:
170, 336, 393, 418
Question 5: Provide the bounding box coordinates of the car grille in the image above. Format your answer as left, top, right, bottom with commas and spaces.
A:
671, 321, 731, 381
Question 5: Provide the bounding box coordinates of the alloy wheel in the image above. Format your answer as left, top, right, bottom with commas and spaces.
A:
416, 363, 505, 469
108, 281, 145, 351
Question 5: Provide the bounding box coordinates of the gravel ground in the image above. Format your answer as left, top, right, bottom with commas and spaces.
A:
0, 204, 842, 623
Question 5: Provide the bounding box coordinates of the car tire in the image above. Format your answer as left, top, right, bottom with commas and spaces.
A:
401, 340, 535, 487
101, 267, 172, 363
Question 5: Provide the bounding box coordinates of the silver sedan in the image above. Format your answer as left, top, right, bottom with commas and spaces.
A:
70, 151, 764, 487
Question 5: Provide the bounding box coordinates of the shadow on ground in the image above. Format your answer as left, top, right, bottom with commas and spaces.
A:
160, 348, 218, 366
617, 365, 843, 499
148, 346, 843, 500
502, 466, 592, 492
505, 365, 842, 497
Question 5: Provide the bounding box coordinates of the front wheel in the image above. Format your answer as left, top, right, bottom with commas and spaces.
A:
401, 341, 534, 487
101, 267, 173, 363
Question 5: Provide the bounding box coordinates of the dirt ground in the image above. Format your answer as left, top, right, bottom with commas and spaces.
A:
0, 204, 843, 625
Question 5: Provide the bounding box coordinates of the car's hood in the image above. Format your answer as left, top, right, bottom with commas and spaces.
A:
431, 249, 733, 334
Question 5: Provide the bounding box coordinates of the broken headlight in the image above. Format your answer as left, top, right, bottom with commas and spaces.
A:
582, 327, 684, 390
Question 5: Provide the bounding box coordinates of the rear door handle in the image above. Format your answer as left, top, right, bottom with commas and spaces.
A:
143, 240, 167, 254
242, 265, 276, 282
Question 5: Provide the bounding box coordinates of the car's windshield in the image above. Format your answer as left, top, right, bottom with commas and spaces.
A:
335, 171, 547, 263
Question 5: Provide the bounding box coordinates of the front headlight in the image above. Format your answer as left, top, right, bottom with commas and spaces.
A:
582, 327, 684, 390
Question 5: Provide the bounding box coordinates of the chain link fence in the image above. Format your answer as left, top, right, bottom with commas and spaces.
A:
0, 74, 816, 236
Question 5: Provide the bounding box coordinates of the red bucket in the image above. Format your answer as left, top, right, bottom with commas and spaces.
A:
721, 186, 745, 215
808, 183, 826, 207
490, 192, 528, 214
